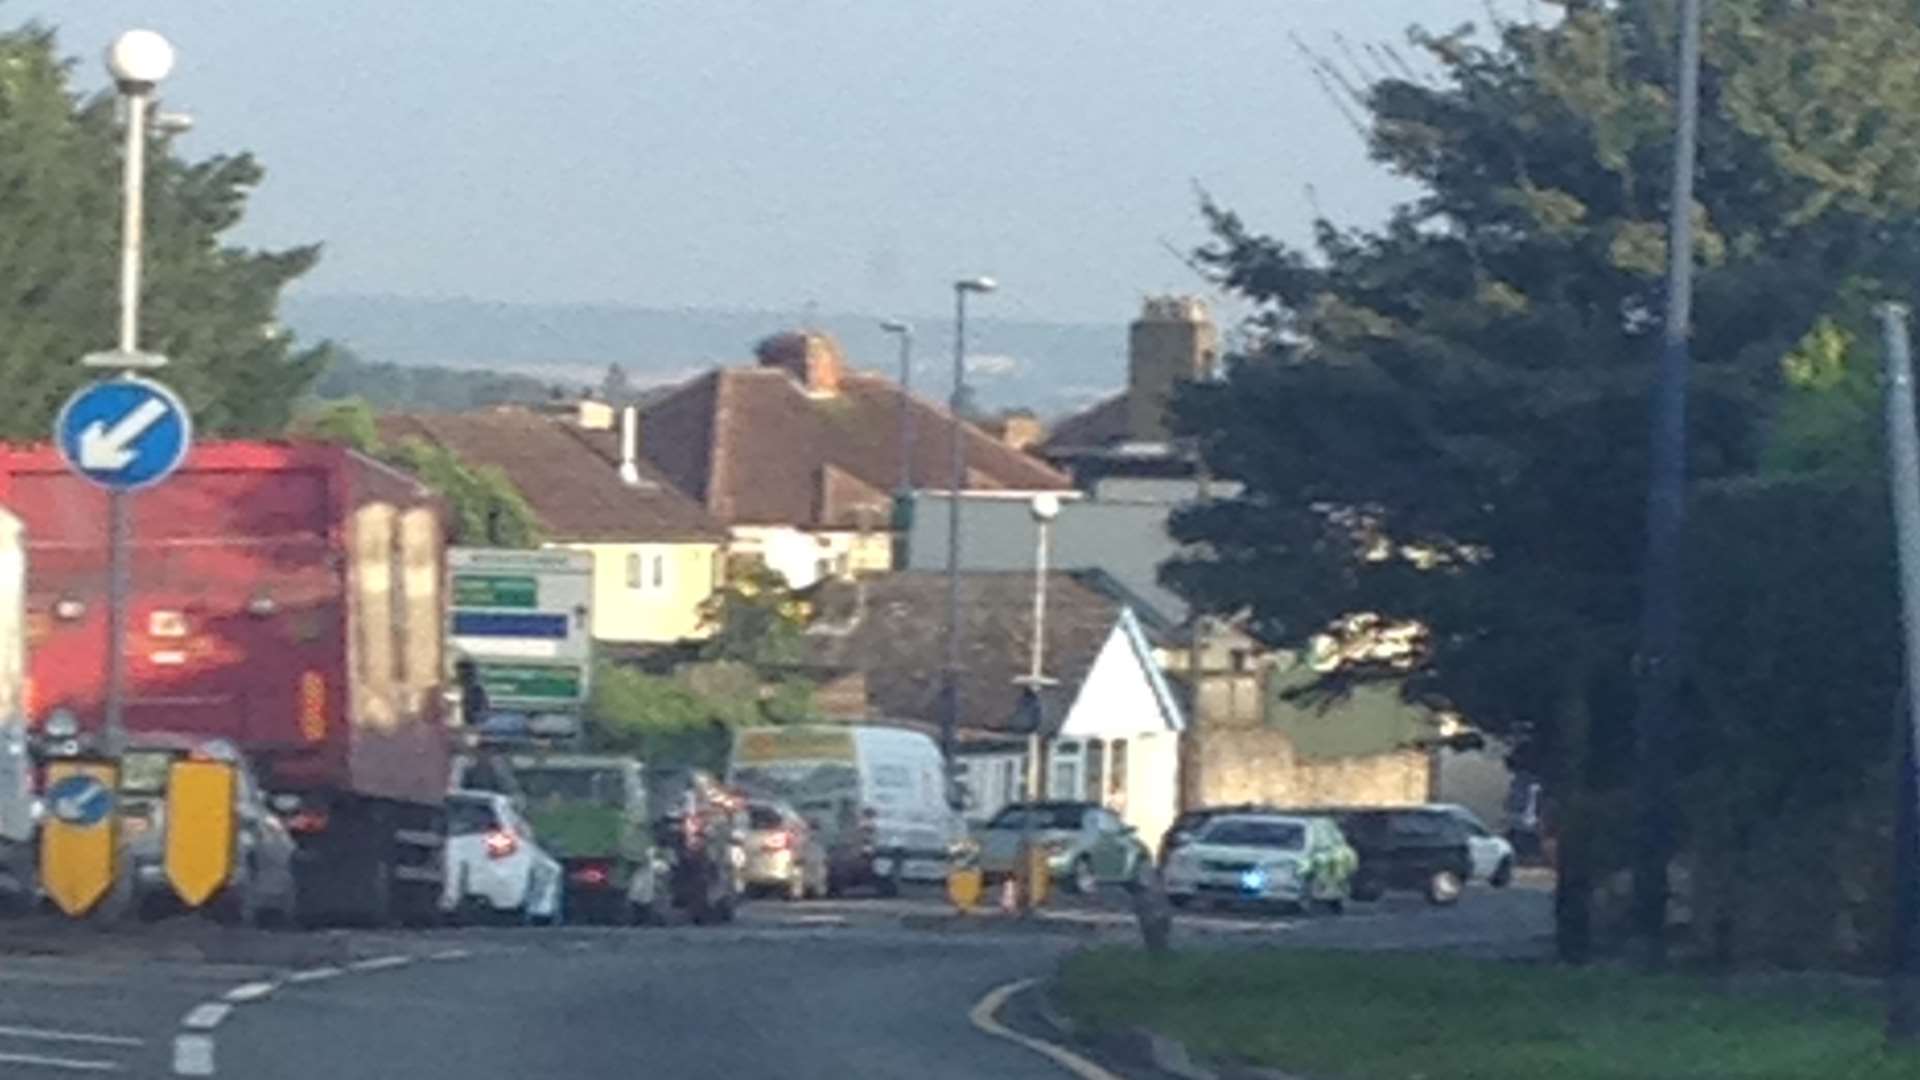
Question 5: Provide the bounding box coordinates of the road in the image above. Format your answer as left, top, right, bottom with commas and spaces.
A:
0, 880, 1550, 1079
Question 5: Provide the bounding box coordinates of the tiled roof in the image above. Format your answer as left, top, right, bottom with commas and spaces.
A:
794, 570, 1174, 734
639, 367, 1072, 527
1041, 392, 1128, 454
377, 409, 727, 544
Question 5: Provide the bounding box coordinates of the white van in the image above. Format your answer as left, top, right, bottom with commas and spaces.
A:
727, 725, 961, 894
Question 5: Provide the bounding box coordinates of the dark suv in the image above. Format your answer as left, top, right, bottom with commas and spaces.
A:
1317, 806, 1473, 906
646, 767, 745, 924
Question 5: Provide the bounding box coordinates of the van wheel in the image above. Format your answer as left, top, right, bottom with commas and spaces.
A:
1427, 869, 1464, 906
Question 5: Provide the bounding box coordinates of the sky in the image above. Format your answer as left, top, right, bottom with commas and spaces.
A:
24, 1, 1516, 326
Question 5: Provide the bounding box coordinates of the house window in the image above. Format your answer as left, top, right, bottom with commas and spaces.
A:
627, 552, 668, 591
1050, 742, 1082, 800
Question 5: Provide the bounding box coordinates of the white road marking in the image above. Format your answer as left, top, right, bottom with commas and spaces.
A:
285, 966, 342, 984
171, 1034, 214, 1077
968, 978, 1128, 1080
0, 1024, 143, 1048
0, 1050, 125, 1073
348, 955, 411, 972
221, 981, 277, 1003
790, 914, 848, 926
428, 948, 470, 961
179, 1004, 231, 1031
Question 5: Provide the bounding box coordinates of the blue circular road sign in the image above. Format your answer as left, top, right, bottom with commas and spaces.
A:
46, 774, 113, 828
55, 375, 193, 492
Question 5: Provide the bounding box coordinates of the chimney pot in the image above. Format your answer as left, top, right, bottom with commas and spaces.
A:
619, 405, 641, 486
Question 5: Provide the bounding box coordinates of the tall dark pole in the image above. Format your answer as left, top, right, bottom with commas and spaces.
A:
1877, 304, 1920, 1044
943, 277, 995, 788
1630, 0, 1702, 971
882, 320, 915, 492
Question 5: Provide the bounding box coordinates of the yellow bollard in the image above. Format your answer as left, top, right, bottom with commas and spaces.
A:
164, 759, 235, 909
946, 865, 983, 913
39, 760, 119, 918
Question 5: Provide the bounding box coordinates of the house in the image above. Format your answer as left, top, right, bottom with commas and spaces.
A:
792, 570, 1186, 844
636, 330, 1073, 588
379, 404, 729, 645
903, 295, 1454, 814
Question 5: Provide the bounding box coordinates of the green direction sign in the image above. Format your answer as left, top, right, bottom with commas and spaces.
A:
454, 573, 538, 610
477, 662, 584, 703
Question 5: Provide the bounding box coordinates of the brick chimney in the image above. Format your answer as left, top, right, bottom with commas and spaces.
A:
1126, 296, 1218, 443
756, 331, 845, 396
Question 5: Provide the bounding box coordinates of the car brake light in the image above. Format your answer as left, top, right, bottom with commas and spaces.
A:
484, 828, 518, 860
570, 863, 609, 886
286, 809, 330, 834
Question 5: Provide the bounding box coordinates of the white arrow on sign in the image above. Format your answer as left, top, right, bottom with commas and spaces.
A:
77, 397, 170, 471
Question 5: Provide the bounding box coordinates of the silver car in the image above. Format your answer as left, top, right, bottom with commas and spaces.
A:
973, 801, 1150, 895
118, 734, 298, 926
742, 800, 828, 901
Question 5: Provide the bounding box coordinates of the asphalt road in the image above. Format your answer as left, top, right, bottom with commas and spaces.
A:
0, 879, 1552, 1079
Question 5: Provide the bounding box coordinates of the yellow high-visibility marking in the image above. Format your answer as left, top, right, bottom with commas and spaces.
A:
165, 759, 235, 908
39, 760, 117, 918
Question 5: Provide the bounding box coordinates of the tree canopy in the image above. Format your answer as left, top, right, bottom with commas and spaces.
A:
0, 24, 327, 441
1166, 3, 1920, 964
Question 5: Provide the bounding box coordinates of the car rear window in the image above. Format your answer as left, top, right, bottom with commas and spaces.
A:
448, 798, 500, 836
987, 804, 1086, 831
748, 805, 784, 830
1201, 819, 1305, 850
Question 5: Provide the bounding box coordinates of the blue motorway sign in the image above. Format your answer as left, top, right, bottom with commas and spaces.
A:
46, 774, 113, 828
55, 376, 193, 491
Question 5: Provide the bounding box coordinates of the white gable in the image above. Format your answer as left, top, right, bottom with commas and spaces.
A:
1056, 608, 1187, 739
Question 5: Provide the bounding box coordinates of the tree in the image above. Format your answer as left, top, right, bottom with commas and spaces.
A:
1165, 5, 1920, 963
0, 24, 328, 441
291, 399, 543, 547
698, 559, 812, 668
599, 363, 634, 405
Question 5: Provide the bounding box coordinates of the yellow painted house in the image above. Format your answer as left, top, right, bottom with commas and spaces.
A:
381, 404, 728, 646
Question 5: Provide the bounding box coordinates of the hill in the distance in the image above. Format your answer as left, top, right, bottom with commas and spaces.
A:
282, 293, 1131, 419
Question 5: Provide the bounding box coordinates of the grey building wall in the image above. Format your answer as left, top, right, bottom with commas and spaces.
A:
901, 492, 1194, 623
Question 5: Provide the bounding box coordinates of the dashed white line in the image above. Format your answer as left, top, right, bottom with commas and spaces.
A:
428, 948, 471, 961
285, 966, 343, 984
179, 1004, 231, 1032
171, 1034, 214, 1077
0, 1049, 125, 1073
0, 1024, 144, 1048
221, 981, 277, 1004
348, 954, 411, 972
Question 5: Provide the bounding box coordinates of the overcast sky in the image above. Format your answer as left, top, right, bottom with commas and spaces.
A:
27, 1, 1515, 324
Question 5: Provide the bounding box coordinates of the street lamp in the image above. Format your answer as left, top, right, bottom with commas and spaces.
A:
1011, 492, 1060, 915
880, 319, 915, 493
96, 29, 176, 758
1630, 0, 1701, 972
941, 277, 996, 781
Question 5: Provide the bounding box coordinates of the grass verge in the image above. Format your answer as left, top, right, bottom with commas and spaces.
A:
1055, 947, 1920, 1080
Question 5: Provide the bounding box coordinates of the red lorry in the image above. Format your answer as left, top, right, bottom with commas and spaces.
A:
0, 441, 453, 924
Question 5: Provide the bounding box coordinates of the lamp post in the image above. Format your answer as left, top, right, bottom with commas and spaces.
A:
1013, 493, 1060, 914
941, 277, 996, 783
1630, 0, 1701, 971
97, 30, 176, 755
881, 319, 915, 493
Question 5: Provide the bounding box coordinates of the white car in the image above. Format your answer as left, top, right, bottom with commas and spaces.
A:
1431, 803, 1515, 887
443, 790, 563, 924
1162, 813, 1357, 913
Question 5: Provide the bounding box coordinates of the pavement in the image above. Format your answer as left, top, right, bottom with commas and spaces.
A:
0, 878, 1552, 1079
